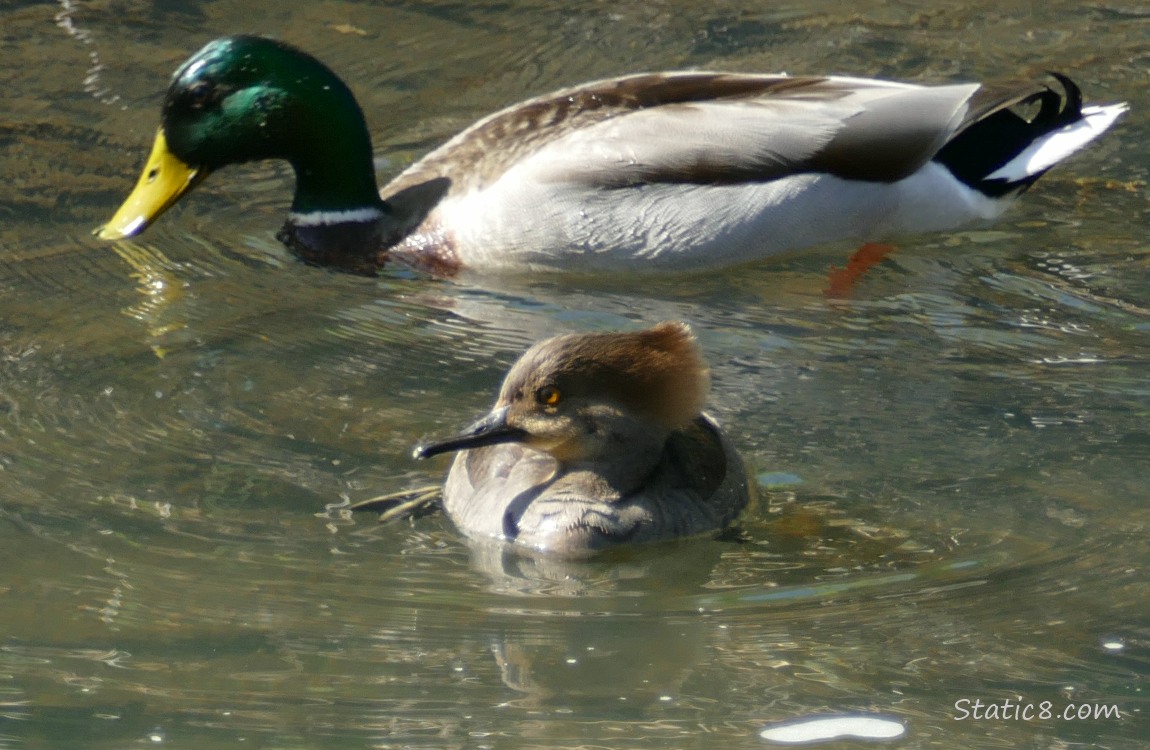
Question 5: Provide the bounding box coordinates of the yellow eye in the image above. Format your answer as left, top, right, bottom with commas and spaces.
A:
537, 385, 561, 406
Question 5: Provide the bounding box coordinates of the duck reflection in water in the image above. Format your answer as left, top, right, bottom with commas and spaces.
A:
414, 321, 751, 558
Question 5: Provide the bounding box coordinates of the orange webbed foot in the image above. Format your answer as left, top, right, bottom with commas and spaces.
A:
824, 242, 896, 299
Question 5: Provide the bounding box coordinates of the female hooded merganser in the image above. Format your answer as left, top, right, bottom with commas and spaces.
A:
98, 36, 1126, 275
414, 322, 750, 556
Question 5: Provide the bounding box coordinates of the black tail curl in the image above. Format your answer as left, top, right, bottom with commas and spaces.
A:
935, 72, 1085, 197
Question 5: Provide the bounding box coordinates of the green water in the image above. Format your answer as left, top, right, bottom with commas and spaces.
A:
1, 1, 1146, 748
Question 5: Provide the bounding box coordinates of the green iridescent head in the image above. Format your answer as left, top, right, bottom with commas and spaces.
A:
100, 35, 383, 240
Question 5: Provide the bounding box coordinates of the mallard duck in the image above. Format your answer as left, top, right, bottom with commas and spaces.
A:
413, 321, 749, 556
98, 35, 1126, 276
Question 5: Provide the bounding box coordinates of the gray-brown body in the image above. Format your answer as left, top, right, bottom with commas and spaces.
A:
442, 414, 749, 556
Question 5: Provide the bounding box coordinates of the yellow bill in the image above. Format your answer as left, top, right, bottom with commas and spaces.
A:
96, 129, 206, 240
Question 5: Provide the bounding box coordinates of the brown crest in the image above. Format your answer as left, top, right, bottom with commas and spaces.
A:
501, 321, 709, 429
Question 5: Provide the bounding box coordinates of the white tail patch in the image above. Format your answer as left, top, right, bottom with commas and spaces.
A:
985, 102, 1128, 182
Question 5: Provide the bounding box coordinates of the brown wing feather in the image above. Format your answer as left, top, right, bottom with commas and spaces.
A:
383, 72, 818, 195
382, 72, 983, 199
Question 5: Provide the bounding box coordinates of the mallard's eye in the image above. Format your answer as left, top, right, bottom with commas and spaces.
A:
536, 385, 561, 406
185, 81, 216, 110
